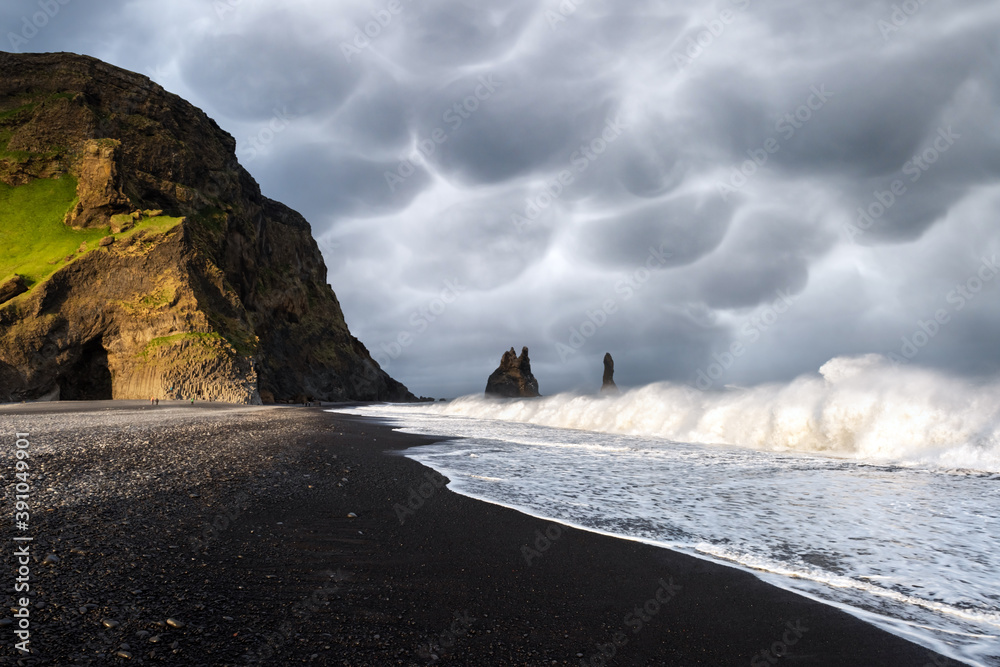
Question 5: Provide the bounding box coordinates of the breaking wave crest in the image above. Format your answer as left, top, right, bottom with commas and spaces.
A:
428, 355, 1000, 472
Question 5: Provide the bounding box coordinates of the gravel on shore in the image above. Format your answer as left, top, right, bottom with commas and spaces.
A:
0, 402, 956, 666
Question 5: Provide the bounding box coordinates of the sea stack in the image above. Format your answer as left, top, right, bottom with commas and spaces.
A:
601, 353, 619, 394
485, 346, 540, 398
0, 52, 413, 404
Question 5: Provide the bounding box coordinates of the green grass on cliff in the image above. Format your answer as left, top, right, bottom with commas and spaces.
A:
0, 174, 93, 286
0, 174, 182, 290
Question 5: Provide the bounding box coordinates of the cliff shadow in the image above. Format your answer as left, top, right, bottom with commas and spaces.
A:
61, 336, 113, 400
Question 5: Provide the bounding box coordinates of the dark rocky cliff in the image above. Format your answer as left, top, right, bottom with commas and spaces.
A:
0, 51, 413, 403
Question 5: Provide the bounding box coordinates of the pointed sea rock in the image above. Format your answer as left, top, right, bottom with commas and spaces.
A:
485, 346, 540, 398
601, 352, 619, 394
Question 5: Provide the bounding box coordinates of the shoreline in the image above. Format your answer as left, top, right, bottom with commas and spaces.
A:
362, 412, 976, 667
388, 440, 970, 667
0, 402, 958, 665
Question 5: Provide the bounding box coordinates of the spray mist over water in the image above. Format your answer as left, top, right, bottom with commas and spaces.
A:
428, 355, 1000, 472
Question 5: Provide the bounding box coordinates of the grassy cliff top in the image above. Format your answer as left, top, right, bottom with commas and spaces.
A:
0, 174, 182, 291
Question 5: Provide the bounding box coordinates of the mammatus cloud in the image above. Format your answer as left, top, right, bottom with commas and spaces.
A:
4, 0, 1000, 396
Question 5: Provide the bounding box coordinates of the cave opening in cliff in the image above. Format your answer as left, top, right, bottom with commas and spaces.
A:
61, 337, 113, 400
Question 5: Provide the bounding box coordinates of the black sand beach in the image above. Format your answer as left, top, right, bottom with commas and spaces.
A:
0, 403, 955, 666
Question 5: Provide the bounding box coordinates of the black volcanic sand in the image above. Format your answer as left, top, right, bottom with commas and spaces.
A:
0, 403, 956, 666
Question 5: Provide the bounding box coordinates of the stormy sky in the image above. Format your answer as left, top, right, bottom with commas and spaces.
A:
5, 0, 1000, 397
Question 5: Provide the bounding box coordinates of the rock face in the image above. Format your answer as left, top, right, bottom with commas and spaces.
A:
601, 352, 619, 393
485, 347, 540, 398
0, 275, 28, 306
64, 138, 132, 228
0, 52, 413, 404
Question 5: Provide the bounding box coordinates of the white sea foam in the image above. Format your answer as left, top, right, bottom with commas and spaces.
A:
339, 356, 1000, 666
414, 355, 1000, 472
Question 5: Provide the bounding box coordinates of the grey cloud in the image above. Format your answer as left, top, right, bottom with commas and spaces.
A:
558, 118, 691, 204
254, 144, 431, 223
765, 57, 975, 177
692, 212, 831, 309
1, 0, 130, 55
385, 0, 537, 69
180, 23, 361, 121
571, 194, 734, 271
399, 195, 555, 291
615, 142, 687, 199
329, 76, 411, 152
550, 305, 727, 390
417, 72, 621, 185
8, 0, 1000, 396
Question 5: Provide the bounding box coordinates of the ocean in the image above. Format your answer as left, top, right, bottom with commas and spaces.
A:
343, 356, 1000, 666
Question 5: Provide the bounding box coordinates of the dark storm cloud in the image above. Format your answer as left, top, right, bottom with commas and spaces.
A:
7, 0, 1000, 396
1, 0, 130, 55
396, 64, 626, 187
329, 76, 411, 152
255, 144, 431, 221
381, 0, 536, 68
